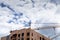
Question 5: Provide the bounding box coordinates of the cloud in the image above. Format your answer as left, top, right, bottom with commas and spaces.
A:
0, 0, 60, 39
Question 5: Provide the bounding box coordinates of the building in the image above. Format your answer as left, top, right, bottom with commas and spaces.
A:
1, 35, 10, 40
1, 28, 51, 40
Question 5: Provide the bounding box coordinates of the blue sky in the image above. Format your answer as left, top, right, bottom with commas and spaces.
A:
0, 0, 60, 40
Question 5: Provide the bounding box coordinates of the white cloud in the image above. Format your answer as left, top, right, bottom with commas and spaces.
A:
0, 0, 60, 39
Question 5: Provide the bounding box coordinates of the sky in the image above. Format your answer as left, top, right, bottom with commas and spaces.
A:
0, 0, 60, 40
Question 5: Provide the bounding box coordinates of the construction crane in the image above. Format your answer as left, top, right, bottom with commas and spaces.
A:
33, 26, 60, 30
31, 24, 60, 40
51, 33, 60, 40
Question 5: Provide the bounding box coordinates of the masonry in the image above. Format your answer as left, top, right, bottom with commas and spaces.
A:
1, 28, 51, 40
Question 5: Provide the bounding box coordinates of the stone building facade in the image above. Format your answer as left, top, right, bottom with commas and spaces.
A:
1, 28, 51, 40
